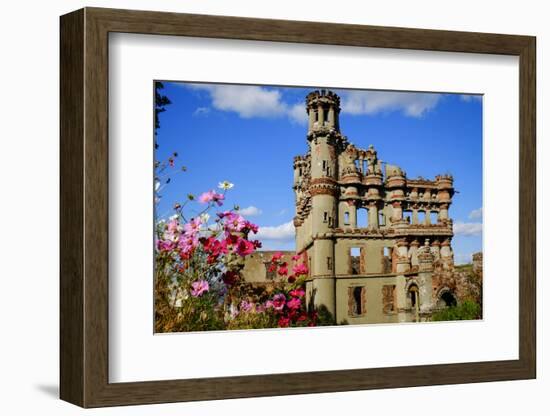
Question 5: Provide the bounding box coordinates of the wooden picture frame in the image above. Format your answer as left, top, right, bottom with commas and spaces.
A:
60, 7, 536, 408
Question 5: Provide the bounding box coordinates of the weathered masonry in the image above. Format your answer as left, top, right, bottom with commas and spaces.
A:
292, 90, 457, 324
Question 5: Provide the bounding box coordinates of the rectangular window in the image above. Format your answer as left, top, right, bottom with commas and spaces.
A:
322, 160, 327, 170
379, 212, 385, 226
344, 211, 350, 225
382, 285, 397, 314
350, 247, 361, 275
323, 211, 328, 223
348, 286, 366, 317
382, 247, 392, 274
327, 256, 332, 270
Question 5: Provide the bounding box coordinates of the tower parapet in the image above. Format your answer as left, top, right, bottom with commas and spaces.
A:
306, 89, 341, 133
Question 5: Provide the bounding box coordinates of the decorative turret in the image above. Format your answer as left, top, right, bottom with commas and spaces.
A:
306, 89, 341, 133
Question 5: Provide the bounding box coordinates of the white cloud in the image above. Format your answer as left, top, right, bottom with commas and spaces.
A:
256, 221, 295, 240
453, 221, 483, 236
237, 206, 263, 216
189, 84, 307, 122
186, 84, 444, 122
340, 90, 441, 117
193, 106, 210, 116
287, 102, 308, 124
468, 207, 483, 219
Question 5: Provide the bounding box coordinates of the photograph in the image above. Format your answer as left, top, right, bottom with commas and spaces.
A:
153, 82, 484, 333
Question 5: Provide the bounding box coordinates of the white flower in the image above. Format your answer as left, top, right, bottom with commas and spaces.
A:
218, 180, 234, 190
169, 214, 179, 221
155, 180, 161, 192
200, 213, 210, 223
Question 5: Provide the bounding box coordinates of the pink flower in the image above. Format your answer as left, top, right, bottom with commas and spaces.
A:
244, 221, 259, 234
292, 263, 309, 276
166, 218, 181, 233
156, 239, 175, 252
291, 254, 302, 261
177, 234, 198, 255
222, 212, 247, 233
198, 190, 225, 206
183, 217, 202, 236
277, 317, 290, 328
240, 300, 253, 312
190, 280, 209, 297
278, 266, 288, 276
271, 252, 283, 262
265, 300, 274, 309
272, 293, 286, 311
235, 238, 255, 257
287, 297, 301, 310
289, 288, 305, 298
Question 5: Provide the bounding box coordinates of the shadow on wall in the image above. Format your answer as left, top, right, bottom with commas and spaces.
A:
34, 384, 58, 399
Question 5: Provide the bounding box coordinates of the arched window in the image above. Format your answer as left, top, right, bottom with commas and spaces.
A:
357, 208, 369, 227
408, 284, 419, 313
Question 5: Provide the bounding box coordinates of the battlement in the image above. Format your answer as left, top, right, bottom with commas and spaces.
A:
306, 89, 341, 110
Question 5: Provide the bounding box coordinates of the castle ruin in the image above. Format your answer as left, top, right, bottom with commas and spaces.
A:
243, 89, 465, 324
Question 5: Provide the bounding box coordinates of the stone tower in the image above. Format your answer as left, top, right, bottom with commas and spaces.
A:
303, 90, 344, 316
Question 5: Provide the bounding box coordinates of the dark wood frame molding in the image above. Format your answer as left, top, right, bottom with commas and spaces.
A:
60, 7, 536, 408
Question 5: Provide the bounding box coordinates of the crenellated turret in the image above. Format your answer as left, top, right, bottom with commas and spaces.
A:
306, 89, 341, 133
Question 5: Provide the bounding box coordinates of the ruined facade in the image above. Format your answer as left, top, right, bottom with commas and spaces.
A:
292, 90, 458, 324
242, 89, 476, 324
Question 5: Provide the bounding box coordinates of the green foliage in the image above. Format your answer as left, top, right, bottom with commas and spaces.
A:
315, 305, 336, 326
226, 309, 278, 330
154, 81, 171, 133
431, 300, 482, 322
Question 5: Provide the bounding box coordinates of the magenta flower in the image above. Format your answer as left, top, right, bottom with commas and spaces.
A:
289, 288, 305, 298
190, 280, 209, 297
235, 238, 255, 257
156, 239, 175, 252
198, 190, 225, 206
287, 297, 301, 310
278, 266, 288, 276
271, 252, 283, 262
292, 263, 309, 276
240, 300, 253, 312
272, 293, 286, 311
223, 212, 247, 233
291, 254, 302, 261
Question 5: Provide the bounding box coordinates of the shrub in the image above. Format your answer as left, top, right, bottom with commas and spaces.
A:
431, 300, 482, 322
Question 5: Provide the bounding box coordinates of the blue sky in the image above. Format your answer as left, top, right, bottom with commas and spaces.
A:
155, 82, 483, 264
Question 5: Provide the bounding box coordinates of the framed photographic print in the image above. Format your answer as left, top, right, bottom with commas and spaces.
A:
60, 7, 536, 408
